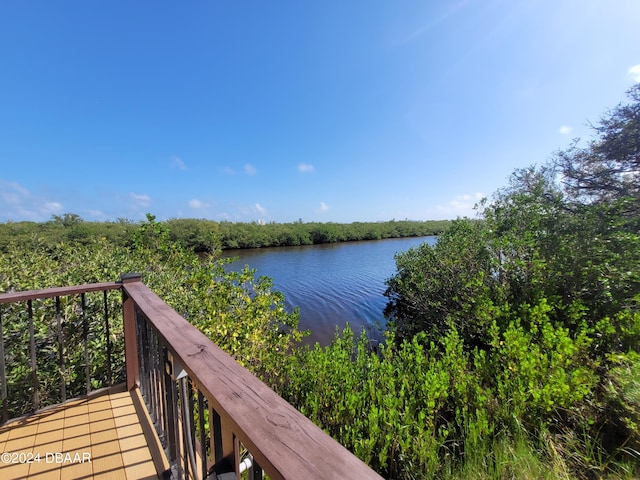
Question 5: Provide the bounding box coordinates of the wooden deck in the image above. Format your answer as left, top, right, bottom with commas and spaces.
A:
0, 278, 384, 480
0, 384, 166, 480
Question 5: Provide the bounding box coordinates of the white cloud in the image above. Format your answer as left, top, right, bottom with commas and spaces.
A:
298, 163, 315, 173
0, 181, 29, 206
1, 191, 22, 206
6, 181, 28, 196
231, 202, 269, 221
87, 209, 105, 218
559, 125, 572, 135
222, 164, 257, 175
188, 199, 205, 209
318, 201, 330, 212
628, 64, 640, 83
44, 202, 64, 214
130, 193, 151, 207
0, 180, 66, 221
434, 192, 484, 218
254, 203, 267, 215
171, 156, 186, 170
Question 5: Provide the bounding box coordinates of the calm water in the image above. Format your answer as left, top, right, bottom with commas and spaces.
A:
222, 236, 437, 345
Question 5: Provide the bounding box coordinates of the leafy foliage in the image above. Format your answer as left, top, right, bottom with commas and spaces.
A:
0, 217, 449, 254
3, 86, 640, 479
378, 86, 640, 478
284, 317, 597, 479
384, 219, 495, 347
555, 84, 640, 218
178, 218, 450, 250
0, 215, 303, 419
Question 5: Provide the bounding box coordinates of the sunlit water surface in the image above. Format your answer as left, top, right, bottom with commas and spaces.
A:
222, 236, 437, 345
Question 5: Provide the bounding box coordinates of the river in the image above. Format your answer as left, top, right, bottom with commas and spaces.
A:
221, 236, 437, 346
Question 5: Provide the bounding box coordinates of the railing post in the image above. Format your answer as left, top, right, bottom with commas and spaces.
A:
121, 273, 142, 391
0, 306, 8, 423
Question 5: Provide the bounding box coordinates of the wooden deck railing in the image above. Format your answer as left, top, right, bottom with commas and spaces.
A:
0, 281, 123, 421
0, 276, 383, 480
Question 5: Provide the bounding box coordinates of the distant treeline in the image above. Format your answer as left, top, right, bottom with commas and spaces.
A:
0, 214, 450, 253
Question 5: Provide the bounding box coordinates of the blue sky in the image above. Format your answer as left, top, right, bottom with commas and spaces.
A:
1, 1, 639, 223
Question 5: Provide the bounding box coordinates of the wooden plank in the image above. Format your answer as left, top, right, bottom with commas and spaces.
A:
0, 282, 121, 304
0, 412, 39, 479
89, 393, 125, 479
27, 406, 65, 480
123, 281, 384, 480
60, 396, 93, 479
129, 387, 171, 479
0, 384, 164, 479
111, 390, 158, 480
0, 421, 10, 452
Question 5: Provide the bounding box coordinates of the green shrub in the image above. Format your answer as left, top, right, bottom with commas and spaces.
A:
0, 218, 303, 418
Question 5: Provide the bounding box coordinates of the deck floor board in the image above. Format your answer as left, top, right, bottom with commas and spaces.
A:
0, 385, 162, 480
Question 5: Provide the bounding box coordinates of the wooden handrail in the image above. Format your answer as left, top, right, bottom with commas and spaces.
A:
0, 282, 124, 422
0, 279, 383, 479
0, 282, 121, 304
123, 280, 383, 480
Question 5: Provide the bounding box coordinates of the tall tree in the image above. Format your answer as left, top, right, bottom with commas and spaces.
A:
555, 84, 640, 220
385, 85, 640, 347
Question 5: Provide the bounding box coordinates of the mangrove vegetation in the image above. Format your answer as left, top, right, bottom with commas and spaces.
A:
0, 217, 450, 253
1, 85, 639, 478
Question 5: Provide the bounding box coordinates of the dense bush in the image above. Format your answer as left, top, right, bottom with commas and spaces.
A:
2, 85, 639, 480
170, 218, 449, 250
376, 86, 640, 478
384, 219, 494, 347
0, 216, 303, 418
0, 217, 449, 254
283, 309, 601, 479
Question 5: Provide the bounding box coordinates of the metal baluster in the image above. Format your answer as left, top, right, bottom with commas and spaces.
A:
145, 318, 153, 406
158, 343, 168, 447
81, 293, 91, 395
250, 458, 263, 480
176, 378, 185, 479
164, 347, 179, 472
184, 378, 198, 479
233, 436, 241, 480
0, 305, 8, 423
146, 318, 154, 408
180, 378, 192, 479
156, 335, 165, 434
208, 405, 237, 477
55, 297, 66, 403
28, 300, 39, 410
137, 310, 150, 401
135, 309, 144, 394
142, 316, 150, 399
103, 290, 112, 386
148, 325, 157, 422
151, 327, 160, 426
211, 407, 223, 464
155, 329, 164, 428
197, 390, 208, 480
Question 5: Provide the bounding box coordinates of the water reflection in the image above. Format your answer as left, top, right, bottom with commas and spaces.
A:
222, 236, 437, 346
